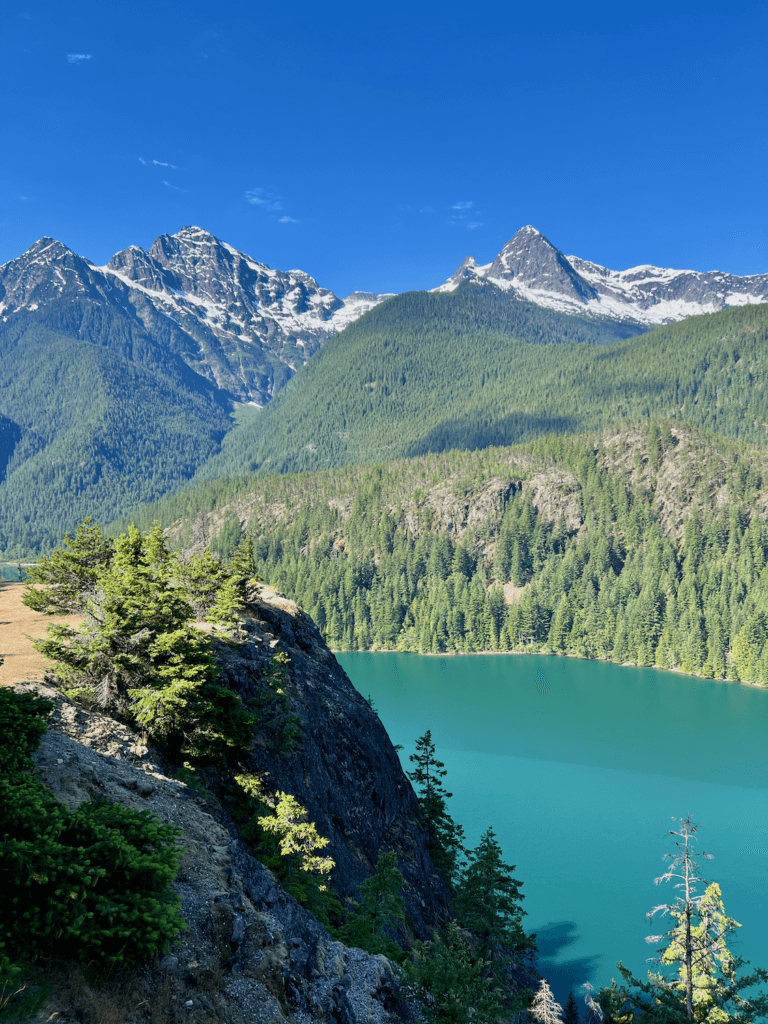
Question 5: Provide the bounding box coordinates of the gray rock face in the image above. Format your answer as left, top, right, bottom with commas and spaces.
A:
22, 679, 409, 1024
212, 585, 453, 938
486, 226, 598, 304
437, 225, 768, 324
0, 228, 391, 405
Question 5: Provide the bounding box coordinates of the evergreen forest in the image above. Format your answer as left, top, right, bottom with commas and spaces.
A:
4, 284, 768, 558
195, 290, 768, 481
114, 421, 768, 684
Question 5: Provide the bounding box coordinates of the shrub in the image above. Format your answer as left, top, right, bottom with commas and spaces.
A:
0, 691, 186, 971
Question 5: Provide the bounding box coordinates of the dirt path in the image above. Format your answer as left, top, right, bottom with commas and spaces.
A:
0, 582, 82, 687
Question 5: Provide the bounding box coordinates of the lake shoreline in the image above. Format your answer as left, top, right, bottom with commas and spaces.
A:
331, 646, 767, 690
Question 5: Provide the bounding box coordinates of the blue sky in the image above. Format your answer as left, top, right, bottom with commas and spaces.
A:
2, 0, 768, 296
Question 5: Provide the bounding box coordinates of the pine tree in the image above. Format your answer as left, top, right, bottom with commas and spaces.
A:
407, 730, 465, 883
609, 816, 768, 1023
563, 988, 581, 1024
408, 922, 504, 1024
22, 517, 114, 613
453, 827, 533, 958
257, 792, 335, 887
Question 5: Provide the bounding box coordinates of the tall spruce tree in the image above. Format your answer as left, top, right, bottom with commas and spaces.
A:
453, 827, 534, 958
407, 730, 465, 883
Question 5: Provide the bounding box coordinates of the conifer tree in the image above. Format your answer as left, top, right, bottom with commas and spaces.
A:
22, 517, 114, 613
408, 921, 505, 1024
563, 988, 581, 1024
257, 792, 335, 886
407, 730, 465, 883
453, 827, 533, 958
356, 851, 406, 941
607, 816, 768, 1023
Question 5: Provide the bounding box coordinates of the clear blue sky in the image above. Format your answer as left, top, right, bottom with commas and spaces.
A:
2, 0, 767, 296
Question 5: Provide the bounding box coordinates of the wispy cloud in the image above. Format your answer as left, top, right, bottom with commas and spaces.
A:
138, 157, 179, 169
452, 200, 473, 210
420, 205, 434, 214
467, 221, 484, 230
66, 53, 92, 64
279, 215, 299, 224
245, 187, 283, 212
163, 180, 189, 193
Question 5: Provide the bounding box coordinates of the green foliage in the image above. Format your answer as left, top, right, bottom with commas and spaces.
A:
257, 791, 335, 878
120, 424, 768, 680
0, 955, 48, 1024
247, 651, 304, 754
193, 293, 768, 482
0, 307, 232, 558
563, 988, 582, 1024
31, 522, 257, 760
0, 690, 185, 973
22, 517, 114, 613
407, 731, 465, 883
339, 851, 407, 962
407, 921, 505, 1024
230, 774, 344, 928
604, 817, 768, 1023
453, 827, 533, 957
0, 689, 53, 775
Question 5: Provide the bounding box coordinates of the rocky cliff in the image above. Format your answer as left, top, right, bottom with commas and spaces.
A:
212, 585, 454, 937
7, 584, 453, 1024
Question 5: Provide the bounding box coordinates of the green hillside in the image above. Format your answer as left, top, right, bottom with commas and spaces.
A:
0, 307, 233, 557
195, 288, 768, 480
111, 421, 768, 684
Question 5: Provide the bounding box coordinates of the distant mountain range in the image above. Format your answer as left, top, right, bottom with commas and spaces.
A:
436, 225, 768, 325
3, 225, 768, 410
0, 227, 391, 406
2, 222, 768, 557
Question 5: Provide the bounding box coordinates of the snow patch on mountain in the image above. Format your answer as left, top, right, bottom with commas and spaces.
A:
0, 228, 392, 404
436, 226, 768, 325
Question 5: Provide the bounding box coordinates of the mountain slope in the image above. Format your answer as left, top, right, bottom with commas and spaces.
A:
0, 308, 233, 556
192, 287, 768, 481
113, 422, 768, 683
437, 226, 768, 325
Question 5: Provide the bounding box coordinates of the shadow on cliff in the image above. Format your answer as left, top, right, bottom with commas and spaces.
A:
534, 920, 601, 1004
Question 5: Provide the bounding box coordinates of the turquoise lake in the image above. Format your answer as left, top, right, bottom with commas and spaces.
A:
337, 652, 768, 1005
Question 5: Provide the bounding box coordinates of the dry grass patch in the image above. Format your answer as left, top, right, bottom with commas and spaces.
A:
0, 582, 82, 688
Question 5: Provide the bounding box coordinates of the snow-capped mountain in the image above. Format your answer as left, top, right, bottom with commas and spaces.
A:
0, 227, 391, 405
436, 225, 768, 325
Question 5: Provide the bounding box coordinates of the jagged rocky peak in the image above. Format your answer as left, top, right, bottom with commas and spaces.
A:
442, 255, 483, 291
0, 237, 104, 311
486, 226, 598, 303
437, 225, 768, 324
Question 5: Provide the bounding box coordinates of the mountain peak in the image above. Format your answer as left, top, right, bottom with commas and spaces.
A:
24, 237, 78, 261
485, 227, 597, 303
173, 225, 220, 243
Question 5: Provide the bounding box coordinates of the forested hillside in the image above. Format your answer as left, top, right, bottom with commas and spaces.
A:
115, 422, 768, 684
196, 291, 768, 480
0, 306, 232, 556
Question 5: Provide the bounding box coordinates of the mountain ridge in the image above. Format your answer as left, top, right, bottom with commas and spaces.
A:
0, 227, 393, 406
436, 225, 768, 324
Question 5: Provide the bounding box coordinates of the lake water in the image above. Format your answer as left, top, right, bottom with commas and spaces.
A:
337, 652, 768, 1006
